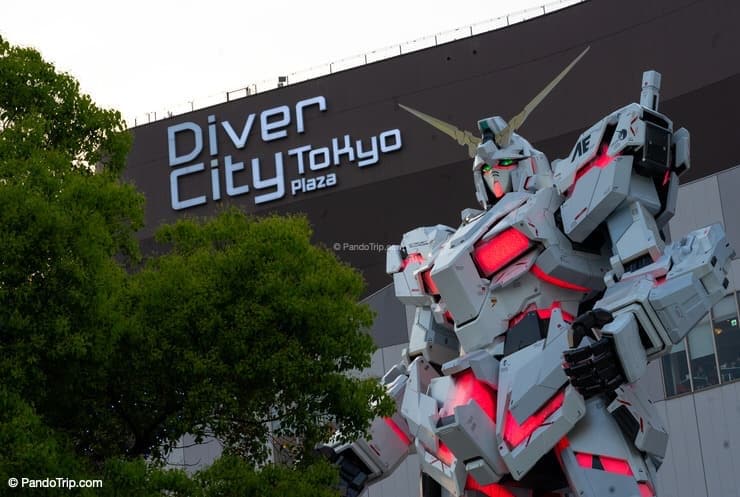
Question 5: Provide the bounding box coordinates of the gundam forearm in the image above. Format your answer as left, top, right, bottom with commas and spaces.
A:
326, 364, 414, 496
595, 224, 733, 382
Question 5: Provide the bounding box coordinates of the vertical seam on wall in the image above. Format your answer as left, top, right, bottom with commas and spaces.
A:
691, 393, 712, 497
659, 399, 681, 496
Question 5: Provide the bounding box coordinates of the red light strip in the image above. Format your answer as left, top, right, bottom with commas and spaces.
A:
639, 483, 655, 497
503, 390, 565, 447
465, 475, 516, 497
555, 437, 570, 455
439, 370, 497, 421
574, 451, 633, 476
508, 302, 575, 328
421, 269, 440, 295
573, 144, 619, 183
472, 228, 531, 277
400, 252, 424, 270
443, 310, 455, 324
567, 143, 621, 197
530, 265, 590, 292
383, 417, 411, 446
436, 441, 454, 466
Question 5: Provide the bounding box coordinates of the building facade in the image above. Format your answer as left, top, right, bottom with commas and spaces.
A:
124, 0, 740, 494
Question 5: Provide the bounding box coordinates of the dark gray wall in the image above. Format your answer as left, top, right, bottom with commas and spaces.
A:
125, 0, 740, 295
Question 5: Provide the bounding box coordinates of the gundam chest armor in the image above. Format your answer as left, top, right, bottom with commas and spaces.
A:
328, 48, 734, 497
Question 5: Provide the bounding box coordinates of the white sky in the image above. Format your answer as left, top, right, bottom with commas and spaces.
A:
3, 0, 564, 126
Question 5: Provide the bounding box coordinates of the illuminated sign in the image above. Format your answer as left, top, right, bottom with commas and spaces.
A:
166, 96, 402, 210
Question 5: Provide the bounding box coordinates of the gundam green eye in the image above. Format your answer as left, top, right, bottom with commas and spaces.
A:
482, 164, 492, 172
499, 159, 515, 166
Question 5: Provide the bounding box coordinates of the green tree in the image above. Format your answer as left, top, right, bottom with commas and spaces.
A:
0, 34, 144, 462
109, 210, 392, 462
0, 33, 390, 488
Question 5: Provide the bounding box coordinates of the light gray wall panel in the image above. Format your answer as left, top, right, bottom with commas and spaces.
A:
365, 456, 418, 497
661, 395, 708, 497
364, 284, 409, 348
182, 435, 223, 473
404, 453, 421, 497
405, 304, 416, 340
381, 343, 407, 374
717, 165, 740, 257
653, 400, 678, 497
669, 176, 724, 240
724, 382, 740, 496
640, 358, 666, 402
693, 387, 739, 497
731, 259, 740, 293
358, 348, 386, 380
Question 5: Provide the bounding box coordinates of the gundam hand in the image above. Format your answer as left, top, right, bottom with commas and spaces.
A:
567, 308, 614, 347
563, 310, 627, 399
316, 445, 371, 497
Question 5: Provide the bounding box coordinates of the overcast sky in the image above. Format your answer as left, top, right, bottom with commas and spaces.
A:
3, 0, 574, 126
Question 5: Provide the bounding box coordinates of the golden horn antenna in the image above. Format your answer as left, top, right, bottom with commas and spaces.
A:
398, 104, 480, 158
495, 46, 590, 147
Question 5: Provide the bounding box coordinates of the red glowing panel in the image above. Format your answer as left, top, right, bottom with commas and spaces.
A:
443, 310, 455, 324
503, 390, 565, 448
575, 452, 593, 468
473, 228, 531, 277
567, 143, 622, 197
384, 417, 411, 446
439, 370, 497, 422
574, 144, 619, 182
662, 169, 671, 187
555, 437, 570, 454
508, 302, 575, 329
421, 269, 439, 295
600, 455, 633, 476
437, 441, 454, 466
530, 265, 590, 292
401, 252, 424, 270
465, 475, 516, 497
639, 483, 655, 497
509, 303, 538, 328
493, 180, 505, 198
537, 303, 575, 323
574, 451, 634, 476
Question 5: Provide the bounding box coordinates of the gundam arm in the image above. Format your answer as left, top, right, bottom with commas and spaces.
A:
324, 362, 414, 497
559, 71, 734, 389
593, 222, 732, 383
325, 224, 461, 496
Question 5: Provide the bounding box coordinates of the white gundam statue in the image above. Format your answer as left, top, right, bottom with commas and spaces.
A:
321, 48, 734, 497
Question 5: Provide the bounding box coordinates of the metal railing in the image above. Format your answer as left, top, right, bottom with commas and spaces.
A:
129, 0, 586, 127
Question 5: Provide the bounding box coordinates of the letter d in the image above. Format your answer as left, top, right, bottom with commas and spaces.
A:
168, 122, 203, 166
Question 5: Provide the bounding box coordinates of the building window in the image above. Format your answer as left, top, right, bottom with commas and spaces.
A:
686, 316, 719, 390
661, 292, 740, 398
713, 294, 740, 383
661, 340, 690, 396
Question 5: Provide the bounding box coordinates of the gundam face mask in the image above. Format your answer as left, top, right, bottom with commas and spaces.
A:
481, 159, 517, 198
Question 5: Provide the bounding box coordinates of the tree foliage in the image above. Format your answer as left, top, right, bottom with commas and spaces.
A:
0, 34, 391, 493
0, 34, 144, 461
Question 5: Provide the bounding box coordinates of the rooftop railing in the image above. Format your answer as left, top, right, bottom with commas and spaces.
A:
129, 0, 586, 127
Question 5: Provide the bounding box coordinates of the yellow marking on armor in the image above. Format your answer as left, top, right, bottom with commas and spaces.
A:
398, 104, 480, 158
496, 46, 590, 147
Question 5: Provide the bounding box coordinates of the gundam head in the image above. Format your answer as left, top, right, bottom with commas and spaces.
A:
399, 47, 589, 209
472, 116, 539, 209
